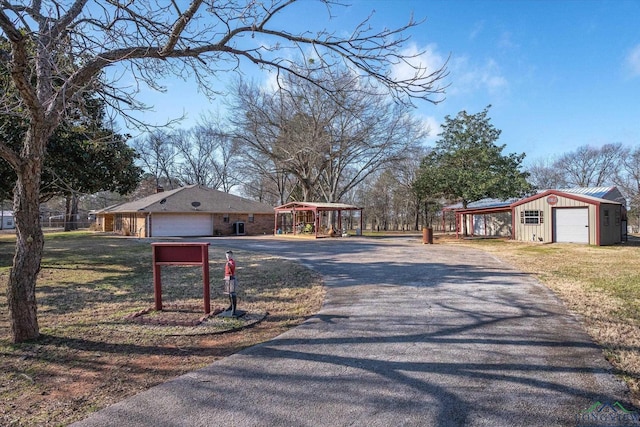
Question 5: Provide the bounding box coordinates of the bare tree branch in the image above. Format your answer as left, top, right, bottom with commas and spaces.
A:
0, 0, 448, 342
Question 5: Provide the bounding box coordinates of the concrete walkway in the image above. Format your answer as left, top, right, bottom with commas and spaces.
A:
73, 237, 631, 426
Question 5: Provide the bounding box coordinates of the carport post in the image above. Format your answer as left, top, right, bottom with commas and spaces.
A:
201, 245, 211, 313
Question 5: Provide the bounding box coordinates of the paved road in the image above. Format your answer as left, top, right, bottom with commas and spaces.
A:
73, 237, 631, 426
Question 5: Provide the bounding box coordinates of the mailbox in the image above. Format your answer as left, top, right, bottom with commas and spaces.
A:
151, 242, 211, 313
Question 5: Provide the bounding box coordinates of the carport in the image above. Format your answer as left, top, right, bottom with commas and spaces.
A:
442, 199, 515, 239
274, 202, 363, 238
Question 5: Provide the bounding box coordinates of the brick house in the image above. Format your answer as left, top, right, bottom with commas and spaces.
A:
95, 185, 275, 237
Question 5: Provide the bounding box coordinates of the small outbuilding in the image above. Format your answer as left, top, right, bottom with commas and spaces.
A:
442, 198, 517, 238
512, 189, 625, 245
446, 187, 627, 246
95, 185, 275, 237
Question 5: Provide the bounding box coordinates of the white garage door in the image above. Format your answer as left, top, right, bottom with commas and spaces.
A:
473, 215, 485, 235
151, 214, 213, 237
554, 208, 589, 243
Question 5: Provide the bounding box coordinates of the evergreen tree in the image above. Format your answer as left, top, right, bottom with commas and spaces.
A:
415, 106, 532, 234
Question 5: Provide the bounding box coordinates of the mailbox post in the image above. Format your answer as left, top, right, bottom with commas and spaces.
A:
151, 242, 211, 313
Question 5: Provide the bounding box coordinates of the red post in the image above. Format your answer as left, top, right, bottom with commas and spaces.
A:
201, 244, 210, 313
152, 248, 163, 310
153, 264, 163, 310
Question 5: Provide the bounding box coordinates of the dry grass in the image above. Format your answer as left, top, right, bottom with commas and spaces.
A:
4, 230, 638, 424
0, 232, 324, 426
439, 234, 640, 405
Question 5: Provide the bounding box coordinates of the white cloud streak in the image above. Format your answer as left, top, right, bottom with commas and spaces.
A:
625, 44, 640, 77
448, 56, 508, 96
390, 43, 448, 87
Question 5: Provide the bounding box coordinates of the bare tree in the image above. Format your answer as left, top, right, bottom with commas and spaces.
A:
171, 128, 220, 187
192, 115, 246, 193
0, 0, 446, 342
130, 130, 181, 190
359, 170, 397, 231
615, 146, 640, 231
553, 143, 624, 187
232, 66, 428, 204
241, 150, 297, 205
395, 145, 430, 230
526, 156, 568, 190
232, 80, 329, 201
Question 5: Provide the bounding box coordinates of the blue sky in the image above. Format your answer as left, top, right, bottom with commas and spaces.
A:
124, 0, 640, 166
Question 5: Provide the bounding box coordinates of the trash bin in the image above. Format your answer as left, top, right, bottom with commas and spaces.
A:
422, 226, 433, 244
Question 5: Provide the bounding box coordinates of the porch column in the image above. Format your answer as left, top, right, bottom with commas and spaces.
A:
274, 211, 278, 235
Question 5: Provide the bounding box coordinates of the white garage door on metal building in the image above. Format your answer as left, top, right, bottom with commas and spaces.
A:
554, 208, 589, 243
151, 214, 213, 237
473, 215, 485, 235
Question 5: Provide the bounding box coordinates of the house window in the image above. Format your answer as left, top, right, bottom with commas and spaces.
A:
521, 210, 543, 224
248, 214, 255, 223
223, 214, 229, 223
603, 209, 610, 226
615, 209, 620, 226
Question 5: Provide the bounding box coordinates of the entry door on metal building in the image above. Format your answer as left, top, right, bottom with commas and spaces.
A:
553, 208, 589, 243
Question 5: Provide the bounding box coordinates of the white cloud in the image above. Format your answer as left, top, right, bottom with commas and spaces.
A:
262, 70, 282, 93
625, 44, 640, 77
448, 56, 508, 96
498, 31, 516, 50
418, 114, 441, 142
469, 21, 485, 41
390, 43, 448, 87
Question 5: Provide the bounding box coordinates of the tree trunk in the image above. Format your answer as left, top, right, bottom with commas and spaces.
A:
64, 195, 72, 231
6, 124, 48, 343
8, 158, 45, 342
64, 194, 79, 231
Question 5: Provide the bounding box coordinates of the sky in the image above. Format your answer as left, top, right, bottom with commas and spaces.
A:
121, 0, 640, 166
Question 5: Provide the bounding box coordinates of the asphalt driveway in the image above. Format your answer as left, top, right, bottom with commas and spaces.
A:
72, 237, 632, 426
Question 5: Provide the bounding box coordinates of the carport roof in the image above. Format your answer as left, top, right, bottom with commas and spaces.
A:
443, 198, 518, 211
444, 187, 624, 213
275, 202, 362, 211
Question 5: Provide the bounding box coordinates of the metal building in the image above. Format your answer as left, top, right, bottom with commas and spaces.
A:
445, 187, 627, 246
512, 189, 625, 245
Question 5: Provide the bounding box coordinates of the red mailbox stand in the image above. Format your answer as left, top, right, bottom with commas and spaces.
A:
151, 242, 211, 313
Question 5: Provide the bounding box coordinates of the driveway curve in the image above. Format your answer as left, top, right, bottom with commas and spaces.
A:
73, 237, 631, 426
